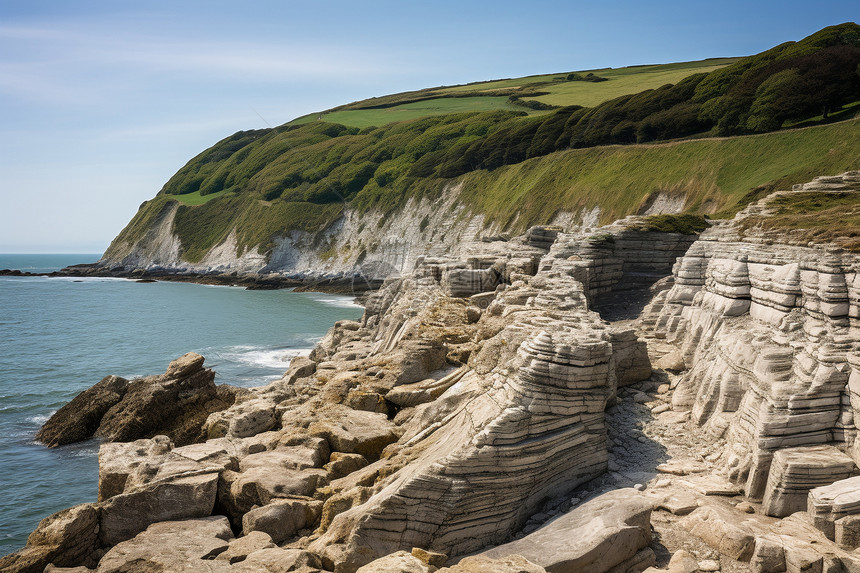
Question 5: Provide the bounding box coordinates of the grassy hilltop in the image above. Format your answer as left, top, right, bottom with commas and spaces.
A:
108, 23, 860, 262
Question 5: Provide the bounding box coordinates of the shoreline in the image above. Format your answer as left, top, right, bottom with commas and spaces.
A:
0, 264, 378, 296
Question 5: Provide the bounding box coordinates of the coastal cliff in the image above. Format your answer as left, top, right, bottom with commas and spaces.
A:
5, 172, 860, 573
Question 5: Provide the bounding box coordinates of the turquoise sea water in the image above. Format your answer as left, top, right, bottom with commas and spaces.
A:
0, 254, 363, 555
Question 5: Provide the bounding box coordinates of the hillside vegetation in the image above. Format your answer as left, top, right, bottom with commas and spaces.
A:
114, 23, 860, 262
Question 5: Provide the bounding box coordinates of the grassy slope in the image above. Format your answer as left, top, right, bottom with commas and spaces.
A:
292, 96, 542, 129
291, 58, 737, 128
738, 191, 860, 251
454, 117, 860, 230
132, 117, 858, 263
112, 25, 860, 264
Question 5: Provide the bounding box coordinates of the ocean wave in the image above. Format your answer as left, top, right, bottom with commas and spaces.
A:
26, 412, 55, 425
215, 345, 313, 370
304, 294, 363, 308
47, 276, 134, 284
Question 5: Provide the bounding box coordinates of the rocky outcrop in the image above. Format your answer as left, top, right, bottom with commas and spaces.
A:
37, 353, 241, 448
13, 171, 860, 573
35, 375, 129, 447
642, 173, 860, 506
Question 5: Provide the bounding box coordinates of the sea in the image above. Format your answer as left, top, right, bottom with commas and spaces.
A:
0, 254, 364, 555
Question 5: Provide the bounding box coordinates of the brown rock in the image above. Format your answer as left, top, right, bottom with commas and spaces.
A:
0, 504, 99, 573
96, 516, 233, 573
36, 375, 129, 447
241, 499, 324, 543
679, 504, 756, 561
215, 531, 276, 564
309, 407, 400, 460
355, 551, 431, 573
324, 452, 370, 480
232, 547, 323, 573
411, 547, 447, 567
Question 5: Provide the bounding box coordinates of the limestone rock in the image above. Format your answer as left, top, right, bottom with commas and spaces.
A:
36, 375, 129, 447
308, 407, 400, 460
808, 475, 860, 540
663, 550, 699, 573
324, 452, 369, 480
37, 353, 239, 448
480, 489, 652, 572
215, 531, 276, 564
241, 498, 323, 543
96, 516, 233, 573
97, 353, 235, 445
762, 446, 856, 517
438, 554, 547, 573
679, 503, 756, 561
0, 504, 99, 573
355, 551, 431, 573
231, 547, 323, 573
99, 472, 219, 546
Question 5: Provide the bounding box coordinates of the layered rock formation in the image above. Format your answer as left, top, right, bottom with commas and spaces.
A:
9, 171, 860, 573
638, 172, 860, 569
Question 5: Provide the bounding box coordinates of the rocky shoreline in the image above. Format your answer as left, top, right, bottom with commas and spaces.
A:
0, 264, 374, 294
3, 172, 860, 573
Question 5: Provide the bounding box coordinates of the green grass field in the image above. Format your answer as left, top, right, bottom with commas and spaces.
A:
290, 58, 738, 128
171, 188, 234, 205
453, 117, 860, 230
292, 96, 537, 129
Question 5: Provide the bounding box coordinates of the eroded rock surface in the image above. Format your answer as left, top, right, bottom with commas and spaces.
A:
11, 172, 860, 573
37, 353, 241, 448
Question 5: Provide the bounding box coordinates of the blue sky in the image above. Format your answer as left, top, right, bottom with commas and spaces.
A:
0, 1, 857, 253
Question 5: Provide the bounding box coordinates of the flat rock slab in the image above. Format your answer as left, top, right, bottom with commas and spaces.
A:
479, 488, 652, 573
309, 406, 400, 459
656, 460, 707, 476
763, 445, 857, 518
679, 475, 744, 497
652, 491, 700, 516
96, 516, 233, 573
439, 555, 547, 573
99, 472, 219, 546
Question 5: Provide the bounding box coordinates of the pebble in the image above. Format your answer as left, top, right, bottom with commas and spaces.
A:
657, 384, 671, 394
633, 393, 650, 403
633, 483, 646, 491
651, 403, 670, 414
735, 501, 755, 514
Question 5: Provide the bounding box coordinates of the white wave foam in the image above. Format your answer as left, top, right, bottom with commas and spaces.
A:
305, 294, 363, 309
26, 412, 54, 425
218, 346, 313, 370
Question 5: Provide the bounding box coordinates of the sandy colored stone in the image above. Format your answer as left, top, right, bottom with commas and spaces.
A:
480, 489, 652, 572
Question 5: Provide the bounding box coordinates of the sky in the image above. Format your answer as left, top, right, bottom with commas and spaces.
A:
0, 1, 857, 253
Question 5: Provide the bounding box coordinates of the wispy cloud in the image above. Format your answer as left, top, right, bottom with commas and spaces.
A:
0, 23, 395, 107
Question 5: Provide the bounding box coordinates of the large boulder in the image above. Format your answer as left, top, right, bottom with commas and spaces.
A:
308, 406, 400, 460
97, 353, 235, 445
99, 472, 220, 546
96, 516, 233, 573
479, 489, 653, 573
0, 504, 99, 573
241, 499, 324, 543
37, 353, 240, 448
36, 375, 129, 447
